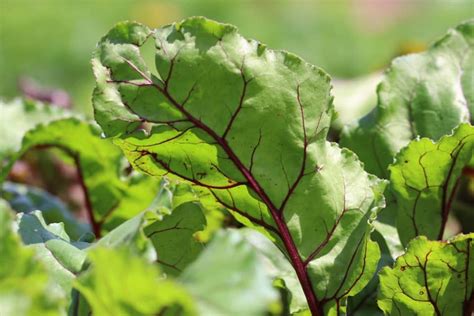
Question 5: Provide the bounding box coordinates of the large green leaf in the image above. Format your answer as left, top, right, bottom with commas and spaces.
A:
0, 118, 160, 237
390, 123, 474, 246
378, 234, 474, 316
341, 20, 473, 178
0, 203, 67, 316
1, 181, 89, 240
74, 247, 196, 316
92, 17, 385, 314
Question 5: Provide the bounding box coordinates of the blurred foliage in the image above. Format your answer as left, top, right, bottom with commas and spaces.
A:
1, 0, 472, 114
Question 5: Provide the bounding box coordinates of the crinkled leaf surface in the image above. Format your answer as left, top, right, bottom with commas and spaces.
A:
143, 180, 206, 276
0, 98, 70, 165
179, 229, 278, 316
15, 211, 88, 300
1, 181, 89, 240
90, 179, 207, 273
74, 247, 196, 316
92, 17, 384, 313
341, 20, 473, 178
390, 123, 474, 246
378, 234, 474, 316
0, 204, 66, 316
0, 118, 160, 236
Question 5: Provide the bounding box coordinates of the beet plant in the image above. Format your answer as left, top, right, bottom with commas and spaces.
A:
0, 17, 473, 316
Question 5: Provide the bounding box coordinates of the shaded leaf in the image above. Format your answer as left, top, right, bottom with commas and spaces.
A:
15, 211, 88, 299
0, 203, 66, 316
378, 234, 474, 316
0, 98, 70, 165
1, 181, 89, 240
74, 247, 196, 316
389, 123, 474, 245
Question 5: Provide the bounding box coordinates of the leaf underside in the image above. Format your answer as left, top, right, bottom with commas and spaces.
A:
378, 234, 474, 316
92, 17, 385, 313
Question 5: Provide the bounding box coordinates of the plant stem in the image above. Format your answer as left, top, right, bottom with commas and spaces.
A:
74, 155, 101, 238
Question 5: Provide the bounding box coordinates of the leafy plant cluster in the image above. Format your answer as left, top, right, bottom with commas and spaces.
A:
0, 17, 473, 316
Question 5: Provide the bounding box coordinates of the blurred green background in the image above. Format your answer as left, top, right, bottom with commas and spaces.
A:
1, 0, 472, 114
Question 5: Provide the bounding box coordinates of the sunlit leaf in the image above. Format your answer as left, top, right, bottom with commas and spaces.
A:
92, 17, 385, 314
378, 234, 474, 315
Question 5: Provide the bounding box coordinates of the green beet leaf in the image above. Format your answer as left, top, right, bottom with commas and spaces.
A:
90, 178, 208, 274
389, 123, 474, 246
378, 234, 474, 316
0, 118, 160, 237
0, 98, 71, 166
143, 179, 207, 276
1, 181, 89, 240
15, 211, 88, 300
0, 203, 67, 316
341, 20, 473, 178
74, 247, 196, 316
92, 17, 385, 314
179, 229, 279, 316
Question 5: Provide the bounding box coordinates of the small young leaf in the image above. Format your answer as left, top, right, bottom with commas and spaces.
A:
389, 123, 474, 245
378, 234, 474, 316
341, 20, 473, 178
15, 211, 88, 296
143, 181, 206, 276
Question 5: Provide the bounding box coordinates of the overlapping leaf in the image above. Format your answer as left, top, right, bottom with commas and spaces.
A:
341, 20, 473, 178
0, 118, 160, 236
1, 181, 89, 239
15, 211, 88, 303
378, 234, 474, 315
74, 229, 277, 316
92, 17, 385, 313
0, 203, 67, 316
390, 123, 474, 246
74, 247, 196, 316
